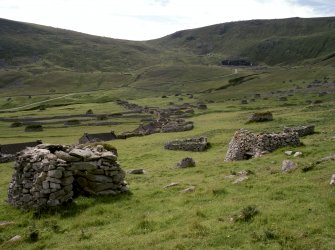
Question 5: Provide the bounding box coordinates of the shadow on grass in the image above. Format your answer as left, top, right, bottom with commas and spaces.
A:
33, 191, 133, 219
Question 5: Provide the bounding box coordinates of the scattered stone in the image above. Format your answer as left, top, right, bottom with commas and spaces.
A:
233, 176, 249, 184
285, 151, 293, 156
163, 182, 179, 188
247, 112, 273, 123
8, 235, 22, 243
0, 221, 15, 228
330, 174, 335, 186
181, 186, 195, 193
165, 137, 209, 152
282, 160, 296, 172
176, 157, 196, 168
197, 103, 208, 110
225, 129, 301, 161
24, 125, 43, 132
293, 152, 303, 157
127, 169, 145, 174
283, 125, 315, 137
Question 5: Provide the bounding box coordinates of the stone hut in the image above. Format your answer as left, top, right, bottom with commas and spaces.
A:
8, 144, 128, 209
165, 137, 209, 152
224, 129, 301, 161
247, 112, 273, 123
283, 125, 315, 137
79, 131, 117, 144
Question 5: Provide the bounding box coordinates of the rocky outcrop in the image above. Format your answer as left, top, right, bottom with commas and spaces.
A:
165, 137, 209, 152
283, 125, 315, 137
8, 144, 128, 210
224, 129, 301, 161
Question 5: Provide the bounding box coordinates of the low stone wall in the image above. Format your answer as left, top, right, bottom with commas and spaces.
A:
248, 112, 273, 122
8, 144, 128, 210
224, 129, 301, 161
164, 137, 209, 152
0, 153, 15, 163
283, 125, 315, 137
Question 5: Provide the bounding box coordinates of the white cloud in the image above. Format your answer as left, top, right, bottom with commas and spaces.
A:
0, 0, 332, 40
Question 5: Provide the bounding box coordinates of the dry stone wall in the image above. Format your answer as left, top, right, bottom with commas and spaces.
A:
8, 144, 128, 210
224, 129, 301, 161
283, 125, 314, 137
165, 137, 209, 152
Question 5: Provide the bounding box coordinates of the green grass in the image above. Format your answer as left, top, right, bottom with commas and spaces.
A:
0, 77, 334, 249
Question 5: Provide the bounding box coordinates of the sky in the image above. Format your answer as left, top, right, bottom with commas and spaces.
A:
0, 0, 334, 41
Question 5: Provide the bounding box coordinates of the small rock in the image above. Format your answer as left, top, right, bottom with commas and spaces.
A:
330, 174, 335, 186
8, 235, 22, 242
233, 176, 249, 184
69, 148, 92, 159
293, 152, 303, 157
127, 169, 145, 174
163, 182, 179, 188
181, 186, 195, 193
0, 221, 15, 228
282, 160, 296, 172
177, 157, 196, 168
285, 151, 293, 156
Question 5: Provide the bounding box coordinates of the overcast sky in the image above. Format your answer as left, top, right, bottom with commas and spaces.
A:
0, 0, 334, 40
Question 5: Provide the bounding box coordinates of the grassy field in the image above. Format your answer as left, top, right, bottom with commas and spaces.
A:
0, 65, 334, 249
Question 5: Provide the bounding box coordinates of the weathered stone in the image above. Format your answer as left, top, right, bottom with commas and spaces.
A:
293, 152, 302, 157
8, 235, 22, 242
48, 169, 63, 179
0, 221, 15, 228
165, 137, 209, 152
283, 125, 315, 137
330, 174, 335, 186
70, 162, 97, 171
8, 144, 128, 210
285, 151, 293, 156
233, 176, 249, 184
176, 157, 196, 168
248, 112, 273, 123
181, 186, 196, 193
127, 169, 145, 174
282, 160, 296, 172
55, 150, 81, 162
69, 149, 92, 159
163, 182, 179, 188
225, 129, 301, 161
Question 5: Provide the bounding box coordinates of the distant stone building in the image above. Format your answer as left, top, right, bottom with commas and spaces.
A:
0, 140, 42, 155
79, 131, 117, 144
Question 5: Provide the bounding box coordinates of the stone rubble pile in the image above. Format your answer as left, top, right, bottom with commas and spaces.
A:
165, 137, 209, 152
224, 129, 301, 161
283, 125, 315, 137
8, 144, 128, 209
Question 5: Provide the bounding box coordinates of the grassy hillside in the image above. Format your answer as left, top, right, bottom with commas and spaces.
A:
0, 17, 335, 96
150, 17, 335, 65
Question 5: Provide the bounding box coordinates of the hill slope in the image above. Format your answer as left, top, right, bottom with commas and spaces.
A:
0, 17, 334, 95
150, 17, 335, 65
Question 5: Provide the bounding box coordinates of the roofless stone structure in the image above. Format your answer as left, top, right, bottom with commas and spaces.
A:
8, 144, 128, 210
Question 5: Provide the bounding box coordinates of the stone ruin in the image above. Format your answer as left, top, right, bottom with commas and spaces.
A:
283, 125, 315, 137
247, 112, 273, 123
165, 137, 209, 152
8, 144, 128, 210
224, 129, 301, 161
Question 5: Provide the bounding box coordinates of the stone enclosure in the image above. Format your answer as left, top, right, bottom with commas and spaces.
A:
8, 144, 128, 209
165, 137, 209, 152
225, 129, 301, 161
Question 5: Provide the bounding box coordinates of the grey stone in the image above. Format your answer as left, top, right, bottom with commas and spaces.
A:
293, 152, 302, 157
50, 182, 61, 189
69, 149, 92, 159
127, 169, 145, 174
8, 235, 22, 242
330, 174, 335, 186
61, 176, 74, 186
163, 182, 179, 188
282, 160, 296, 172
181, 186, 196, 193
55, 150, 81, 162
70, 162, 97, 171
48, 169, 63, 179
176, 157, 196, 168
